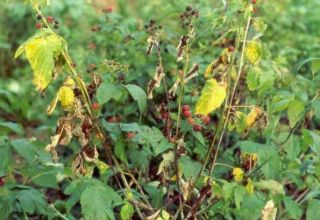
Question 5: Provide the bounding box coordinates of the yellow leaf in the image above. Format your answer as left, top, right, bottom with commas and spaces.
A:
47, 93, 59, 115
15, 32, 63, 92
195, 79, 227, 115
245, 41, 262, 65
246, 178, 254, 195
58, 86, 75, 110
246, 106, 263, 127
232, 167, 244, 182
204, 60, 218, 78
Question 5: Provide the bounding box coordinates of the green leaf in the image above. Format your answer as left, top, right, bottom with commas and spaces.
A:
254, 180, 285, 195
11, 139, 37, 164
0, 122, 24, 135
287, 100, 305, 127
120, 201, 134, 220
0, 137, 12, 176
311, 59, 320, 77
234, 186, 246, 209
245, 41, 262, 65
81, 185, 116, 220
179, 156, 202, 179
65, 178, 122, 215
312, 100, 320, 118
195, 79, 227, 115
246, 66, 262, 91
96, 84, 119, 105
124, 84, 147, 115
115, 138, 128, 164
15, 31, 64, 92
307, 199, 320, 220
283, 196, 303, 219
16, 188, 48, 215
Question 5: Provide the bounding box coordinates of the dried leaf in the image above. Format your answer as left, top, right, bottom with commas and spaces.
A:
261, 200, 277, 220
177, 35, 190, 62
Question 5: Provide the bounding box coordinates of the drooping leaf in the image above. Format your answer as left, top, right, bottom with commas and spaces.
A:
15, 31, 64, 92
0, 122, 24, 135
245, 41, 262, 65
125, 84, 147, 115
246, 66, 262, 91
287, 100, 305, 128
254, 180, 285, 195
96, 83, 119, 105
195, 79, 227, 115
11, 139, 37, 164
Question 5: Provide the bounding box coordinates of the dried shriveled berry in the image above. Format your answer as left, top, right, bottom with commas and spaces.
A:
193, 124, 202, 132
182, 105, 190, 112
36, 14, 42, 20
201, 115, 211, 125
228, 45, 235, 52
126, 132, 135, 139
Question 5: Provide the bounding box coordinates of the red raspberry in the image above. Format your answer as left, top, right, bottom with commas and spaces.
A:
126, 132, 135, 139
92, 102, 100, 110
251, 0, 257, 4
201, 115, 211, 125
183, 110, 192, 118
228, 46, 235, 52
193, 124, 202, 132
182, 105, 190, 112
47, 16, 54, 24
161, 111, 169, 119
35, 22, 42, 29
0, 177, 5, 187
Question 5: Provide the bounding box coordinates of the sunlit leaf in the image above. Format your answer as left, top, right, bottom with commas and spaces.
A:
15, 31, 63, 92
195, 79, 227, 115
245, 41, 262, 65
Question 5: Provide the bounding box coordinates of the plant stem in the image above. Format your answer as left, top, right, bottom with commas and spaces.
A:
208, 15, 252, 177
29, 0, 153, 211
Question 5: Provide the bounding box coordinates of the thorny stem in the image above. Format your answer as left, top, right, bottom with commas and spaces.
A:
29, 0, 152, 212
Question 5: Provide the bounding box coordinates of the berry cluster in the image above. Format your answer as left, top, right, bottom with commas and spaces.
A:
35, 15, 60, 29
144, 19, 162, 35
179, 6, 199, 29
182, 105, 211, 132
102, 6, 113, 13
